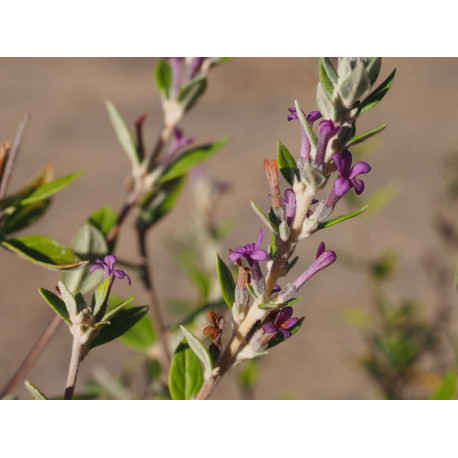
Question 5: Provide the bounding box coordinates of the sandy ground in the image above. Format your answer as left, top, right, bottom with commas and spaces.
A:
0, 58, 457, 400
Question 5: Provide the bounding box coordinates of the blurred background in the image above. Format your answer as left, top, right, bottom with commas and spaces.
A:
0, 58, 457, 400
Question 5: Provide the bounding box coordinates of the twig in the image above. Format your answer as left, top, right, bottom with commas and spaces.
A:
0, 113, 30, 200
136, 225, 171, 373
63, 335, 84, 400
0, 314, 61, 398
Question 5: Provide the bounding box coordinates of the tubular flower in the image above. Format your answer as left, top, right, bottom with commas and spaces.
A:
333, 149, 371, 196
287, 108, 322, 160
262, 306, 299, 338
314, 120, 340, 168
89, 255, 131, 286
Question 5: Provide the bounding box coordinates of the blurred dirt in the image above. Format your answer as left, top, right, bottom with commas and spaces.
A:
0, 58, 457, 400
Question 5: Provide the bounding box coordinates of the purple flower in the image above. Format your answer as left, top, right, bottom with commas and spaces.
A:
229, 228, 268, 264
333, 149, 371, 196
89, 255, 131, 286
314, 120, 340, 167
287, 108, 322, 160
283, 189, 296, 226
292, 242, 336, 290
165, 57, 185, 92
262, 306, 299, 338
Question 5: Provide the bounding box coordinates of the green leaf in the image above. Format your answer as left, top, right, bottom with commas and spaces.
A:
60, 224, 108, 294
38, 288, 71, 326
250, 200, 279, 234
25, 380, 48, 400
180, 325, 213, 375
318, 205, 368, 229
316, 83, 336, 121
139, 177, 185, 228
347, 124, 386, 147
20, 171, 84, 206
2, 200, 50, 235
277, 140, 297, 186
106, 100, 140, 168
158, 137, 229, 184
58, 280, 78, 319
2, 236, 87, 271
88, 306, 149, 350
169, 340, 204, 400
91, 276, 112, 316
366, 57, 381, 85
294, 100, 317, 147
154, 58, 172, 97
119, 313, 156, 352
359, 68, 396, 114
284, 297, 303, 306
178, 75, 207, 111
102, 296, 136, 322
267, 317, 305, 349
319, 57, 337, 96
339, 61, 371, 107
88, 206, 117, 238
268, 234, 277, 259
430, 372, 456, 400
245, 282, 257, 299
216, 253, 235, 309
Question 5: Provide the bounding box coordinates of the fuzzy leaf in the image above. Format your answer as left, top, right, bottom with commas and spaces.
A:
216, 253, 235, 309
250, 200, 279, 234
60, 224, 108, 294
158, 137, 229, 184
102, 296, 136, 322
58, 280, 78, 319
277, 140, 297, 186
366, 58, 381, 85
25, 380, 48, 400
318, 205, 368, 229
180, 325, 213, 375
319, 57, 337, 96
339, 61, 371, 107
316, 83, 336, 121
91, 275, 112, 316
88, 306, 149, 350
267, 317, 305, 349
38, 288, 71, 326
106, 100, 140, 168
169, 340, 204, 400
20, 171, 84, 206
154, 59, 172, 97
178, 75, 207, 111
359, 68, 396, 114
2, 236, 86, 271
347, 124, 386, 147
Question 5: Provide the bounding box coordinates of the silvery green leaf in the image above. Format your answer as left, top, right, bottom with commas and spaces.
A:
169, 340, 204, 400
277, 140, 297, 186
91, 276, 112, 317
154, 58, 172, 97
258, 302, 279, 310
106, 100, 141, 169
319, 57, 337, 96
346, 124, 386, 147
57, 281, 78, 319
19, 171, 84, 206
88, 306, 148, 350
339, 62, 371, 108
302, 161, 326, 187
359, 68, 396, 114
158, 137, 229, 184
216, 253, 235, 309
38, 288, 72, 326
294, 100, 317, 147
102, 296, 136, 322
180, 325, 213, 376
366, 57, 381, 85
25, 380, 48, 400
316, 82, 336, 121
250, 200, 279, 234
60, 224, 108, 294
1, 236, 86, 271
337, 57, 353, 81
318, 205, 368, 229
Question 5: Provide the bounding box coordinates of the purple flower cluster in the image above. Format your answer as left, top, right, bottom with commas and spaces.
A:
89, 255, 131, 286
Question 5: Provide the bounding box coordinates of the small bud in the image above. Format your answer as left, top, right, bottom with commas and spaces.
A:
279, 221, 290, 241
